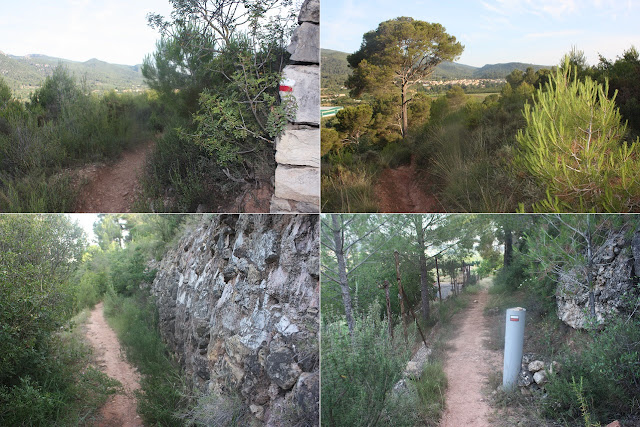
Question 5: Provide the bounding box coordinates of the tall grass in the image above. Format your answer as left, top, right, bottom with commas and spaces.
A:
321, 165, 379, 212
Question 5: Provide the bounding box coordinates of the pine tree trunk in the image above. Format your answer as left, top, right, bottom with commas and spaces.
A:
401, 82, 408, 137
331, 215, 355, 334
415, 217, 430, 323
504, 227, 513, 267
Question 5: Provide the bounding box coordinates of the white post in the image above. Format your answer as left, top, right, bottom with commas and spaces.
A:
503, 307, 526, 389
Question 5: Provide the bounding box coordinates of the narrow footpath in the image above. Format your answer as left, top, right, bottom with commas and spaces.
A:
375, 157, 443, 213
75, 140, 154, 213
439, 283, 501, 427
85, 302, 143, 427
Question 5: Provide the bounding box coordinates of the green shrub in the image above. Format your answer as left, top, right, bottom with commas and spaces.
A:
0, 315, 120, 426
321, 303, 413, 426
0, 171, 76, 212
109, 245, 157, 296
493, 256, 529, 293
515, 59, 640, 212
544, 317, 640, 423
138, 126, 236, 212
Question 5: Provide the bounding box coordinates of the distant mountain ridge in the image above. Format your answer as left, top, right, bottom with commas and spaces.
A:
321, 48, 551, 86
0, 51, 146, 98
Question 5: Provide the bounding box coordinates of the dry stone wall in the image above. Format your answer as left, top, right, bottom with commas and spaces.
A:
151, 214, 319, 425
557, 228, 640, 329
271, 0, 320, 213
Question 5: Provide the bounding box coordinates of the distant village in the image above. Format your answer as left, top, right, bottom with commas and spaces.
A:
420, 78, 504, 90
321, 77, 506, 106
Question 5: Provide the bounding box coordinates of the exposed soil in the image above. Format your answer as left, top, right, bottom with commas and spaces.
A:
375, 158, 443, 213
85, 302, 143, 427
234, 183, 273, 213
440, 286, 502, 427
74, 141, 154, 213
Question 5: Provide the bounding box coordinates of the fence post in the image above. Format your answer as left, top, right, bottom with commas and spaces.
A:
503, 307, 526, 389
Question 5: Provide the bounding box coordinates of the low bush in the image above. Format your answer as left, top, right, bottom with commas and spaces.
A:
543, 317, 640, 423
321, 303, 413, 426
137, 126, 237, 212
0, 312, 120, 426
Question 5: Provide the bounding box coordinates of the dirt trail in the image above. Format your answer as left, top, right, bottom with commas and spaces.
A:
85, 302, 143, 427
75, 141, 154, 213
440, 285, 501, 427
375, 158, 443, 213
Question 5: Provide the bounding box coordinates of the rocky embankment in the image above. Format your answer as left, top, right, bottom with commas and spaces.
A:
557, 228, 640, 329
151, 214, 319, 425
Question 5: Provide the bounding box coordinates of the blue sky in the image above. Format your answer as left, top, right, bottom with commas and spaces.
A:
0, 0, 174, 65
322, 0, 639, 67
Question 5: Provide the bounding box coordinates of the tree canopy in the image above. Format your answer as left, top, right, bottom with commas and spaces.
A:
346, 17, 464, 137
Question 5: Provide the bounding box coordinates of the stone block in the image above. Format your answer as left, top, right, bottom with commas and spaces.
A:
274, 165, 319, 206
270, 196, 294, 212
294, 200, 319, 213
275, 128, 320, 167
266, 347, 302, 390
288, 22, 319, 63
298, 0, 319, 24
280, 65, 319, 125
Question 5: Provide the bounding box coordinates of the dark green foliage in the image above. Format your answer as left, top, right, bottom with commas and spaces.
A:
544, 317, 640, 423
0, 335, 120, 427
104, 291, 187, 426
138, 126, 235, 212
493, 255, 529, 293
0, 215, 119, 426
110, 246, 157, 296
321, 304, 412, 426
321, 49, 353, 91
0, 215, 84, 383
594, 46, 640, 135
0, 67, 154, 212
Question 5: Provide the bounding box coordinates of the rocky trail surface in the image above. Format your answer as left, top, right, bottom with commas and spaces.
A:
75, 140, 153, 213
375, 157, 443, 213
85, 302, 143, 427
440, 281, 501, 427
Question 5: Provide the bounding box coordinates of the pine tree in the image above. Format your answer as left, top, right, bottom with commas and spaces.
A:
515, 58, 640, 212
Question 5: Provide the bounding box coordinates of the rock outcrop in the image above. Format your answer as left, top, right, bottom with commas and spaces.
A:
556, 228, 640, 329
271, 0, 320, 213
151, 214, 319, 425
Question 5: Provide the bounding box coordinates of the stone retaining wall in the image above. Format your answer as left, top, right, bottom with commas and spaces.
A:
270, 0, 320, 213
151, 215, 319, 425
